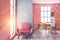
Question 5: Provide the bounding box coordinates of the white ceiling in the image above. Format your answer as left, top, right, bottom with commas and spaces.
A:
33, 0, 60, 4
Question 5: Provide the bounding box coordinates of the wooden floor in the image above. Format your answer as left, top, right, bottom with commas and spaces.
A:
13, 30, 60, 40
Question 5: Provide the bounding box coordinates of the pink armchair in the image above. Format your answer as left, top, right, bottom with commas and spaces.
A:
16, 23, 33, 39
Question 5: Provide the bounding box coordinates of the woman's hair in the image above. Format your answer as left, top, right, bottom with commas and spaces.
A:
51, 12, 54, 17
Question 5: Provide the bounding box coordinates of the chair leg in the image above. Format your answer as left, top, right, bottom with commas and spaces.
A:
18, 34, 20, 39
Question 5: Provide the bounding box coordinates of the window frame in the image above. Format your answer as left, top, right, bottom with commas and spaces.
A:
40, 6, 51, 23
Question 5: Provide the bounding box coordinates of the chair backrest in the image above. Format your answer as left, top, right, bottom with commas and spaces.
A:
16, 23, 31, 34
21, 23, 30, 30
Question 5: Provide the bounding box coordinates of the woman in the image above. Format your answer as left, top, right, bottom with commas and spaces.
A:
51, 12, 56, 34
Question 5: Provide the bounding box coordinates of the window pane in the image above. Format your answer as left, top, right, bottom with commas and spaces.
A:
41, 7, 44, 11
47, 12, 51, 17
44, 12, 47, 18
41, 18, 44, 22
47, 18, 51, 22
45, 18, 47, 22
47, 7, 51, 11
43, 18, 46, 23
44, 6, 48, 12
41, 12, 44, 17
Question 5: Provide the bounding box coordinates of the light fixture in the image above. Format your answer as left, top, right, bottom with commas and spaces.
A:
24, 11, 29, 16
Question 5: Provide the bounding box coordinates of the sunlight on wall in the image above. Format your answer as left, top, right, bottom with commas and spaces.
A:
10, 0, 15, 39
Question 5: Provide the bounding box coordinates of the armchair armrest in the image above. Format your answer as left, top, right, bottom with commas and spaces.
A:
30, 28, 33, 33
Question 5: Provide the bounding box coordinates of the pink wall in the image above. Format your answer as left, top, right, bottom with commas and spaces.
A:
0, 0, 10, 40
33, 4, 60, 30
33, 4, 40, 29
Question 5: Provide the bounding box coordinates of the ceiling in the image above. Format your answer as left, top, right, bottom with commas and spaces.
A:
33, 0, 60, 4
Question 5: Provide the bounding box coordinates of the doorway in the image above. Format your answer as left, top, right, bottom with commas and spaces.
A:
10, 0, 16, 39
40, 6, 51, 36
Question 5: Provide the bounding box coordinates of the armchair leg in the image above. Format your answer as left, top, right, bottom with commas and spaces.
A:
18, 34, 20, 39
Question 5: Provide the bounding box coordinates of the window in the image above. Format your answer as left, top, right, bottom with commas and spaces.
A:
41, 6, 51, 23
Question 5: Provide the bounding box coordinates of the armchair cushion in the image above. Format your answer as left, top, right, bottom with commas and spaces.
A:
17, 23, 32, 34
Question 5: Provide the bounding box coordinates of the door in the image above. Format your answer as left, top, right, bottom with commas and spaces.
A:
17, 0, 32, 28
40, 6, 51, 36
